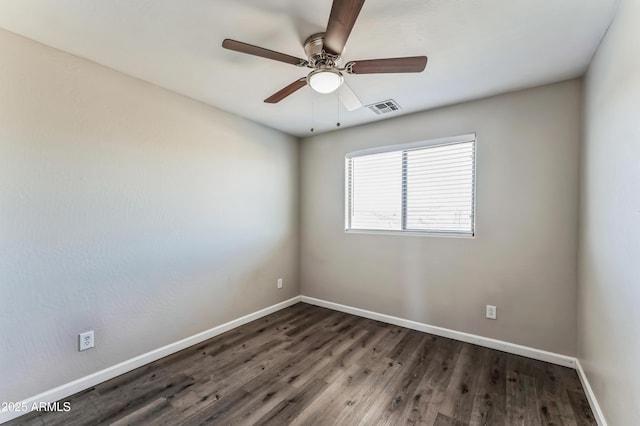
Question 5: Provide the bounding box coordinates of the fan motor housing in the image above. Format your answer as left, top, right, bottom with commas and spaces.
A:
304, 32, 341, 68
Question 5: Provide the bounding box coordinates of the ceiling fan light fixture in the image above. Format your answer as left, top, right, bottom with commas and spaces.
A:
307, 69, 344, 94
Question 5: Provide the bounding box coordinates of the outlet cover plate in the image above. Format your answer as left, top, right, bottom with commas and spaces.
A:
486, 305, 497, 320
79, 330, 95, 351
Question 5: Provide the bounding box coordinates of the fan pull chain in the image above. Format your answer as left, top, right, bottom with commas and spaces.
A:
336, 92, 341, 128
310, 90, 315, 133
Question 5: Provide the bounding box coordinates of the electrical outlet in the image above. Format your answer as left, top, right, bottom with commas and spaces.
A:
277, 278, 283, 289
79, 331, 95, 351
486, 305, 497, 320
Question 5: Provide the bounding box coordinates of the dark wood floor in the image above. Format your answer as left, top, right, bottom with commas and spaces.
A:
10, 303, 595, 426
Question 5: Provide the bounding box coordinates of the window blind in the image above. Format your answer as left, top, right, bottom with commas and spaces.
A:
347, 150, 402, 230
345, 136, 476, 236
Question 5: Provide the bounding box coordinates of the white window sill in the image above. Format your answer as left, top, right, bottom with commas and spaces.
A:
344, 229, 475, 239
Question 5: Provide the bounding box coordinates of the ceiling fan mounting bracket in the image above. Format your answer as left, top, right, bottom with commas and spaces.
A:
344, 62, 356, 74
304, 32, 342, 69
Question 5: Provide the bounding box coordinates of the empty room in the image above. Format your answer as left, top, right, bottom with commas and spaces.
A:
0, 0, 637, 425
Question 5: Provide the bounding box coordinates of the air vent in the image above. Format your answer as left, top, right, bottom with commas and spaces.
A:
366, 99, 402, 115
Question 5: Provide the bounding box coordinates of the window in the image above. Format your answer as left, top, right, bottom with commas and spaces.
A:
345, 134, 476, 236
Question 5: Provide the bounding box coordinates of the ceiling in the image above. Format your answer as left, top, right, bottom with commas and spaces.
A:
0, 0, 617, 137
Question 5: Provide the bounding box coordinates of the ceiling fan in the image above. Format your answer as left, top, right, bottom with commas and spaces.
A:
221, 0, 428, 111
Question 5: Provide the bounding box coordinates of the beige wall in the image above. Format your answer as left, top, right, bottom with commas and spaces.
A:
0, 29, 299, 403
300, 80, 581, 355
579, 0, 640, 423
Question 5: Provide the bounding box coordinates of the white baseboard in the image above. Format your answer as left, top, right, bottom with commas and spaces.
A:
300, 295, 576, 368
0, 296, 301, 425
575, 359, 608, 426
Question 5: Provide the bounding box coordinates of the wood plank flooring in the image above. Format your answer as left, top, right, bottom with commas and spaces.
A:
9, 303, 596, 425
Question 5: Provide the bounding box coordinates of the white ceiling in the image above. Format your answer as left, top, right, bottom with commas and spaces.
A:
0, 0, 617, 137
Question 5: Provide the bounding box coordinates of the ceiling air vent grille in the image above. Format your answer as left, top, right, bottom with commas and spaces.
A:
366, 99, 402, 115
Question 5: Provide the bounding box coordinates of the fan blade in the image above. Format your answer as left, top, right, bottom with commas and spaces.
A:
222, 39, 308, 67
264, 78, 308, 103
338, 81, 362, 111
324, 0, 365, 55
346, 56, 428, 74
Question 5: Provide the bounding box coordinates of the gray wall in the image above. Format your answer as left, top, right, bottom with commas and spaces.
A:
579, 0, 640, 423
300, 80, 581, 355
0, 29, 299, 403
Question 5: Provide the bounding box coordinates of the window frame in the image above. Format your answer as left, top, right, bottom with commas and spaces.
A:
344, 133, 477, 238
